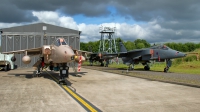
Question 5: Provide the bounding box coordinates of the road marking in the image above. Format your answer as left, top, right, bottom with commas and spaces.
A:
45, 71, 100, 112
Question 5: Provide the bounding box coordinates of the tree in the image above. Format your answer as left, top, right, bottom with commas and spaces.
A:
124, 41, 135, 51
80, 42, 87, 51
136, 43, 145, 49
181, 45, 188, 52
115, 37, 123, 43
185, 42, 196, 52
133, 39, 150, 48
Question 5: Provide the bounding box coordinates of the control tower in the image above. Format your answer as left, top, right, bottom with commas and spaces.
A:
98, 26, 117, 53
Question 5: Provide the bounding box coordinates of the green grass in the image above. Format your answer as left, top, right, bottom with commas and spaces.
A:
83, 59, 200, 75
109, 61, 200, 75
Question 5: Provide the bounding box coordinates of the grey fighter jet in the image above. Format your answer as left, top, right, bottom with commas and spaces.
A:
89, 52, 117, 67
2, 37, 88, 83
118, 42, 187, 72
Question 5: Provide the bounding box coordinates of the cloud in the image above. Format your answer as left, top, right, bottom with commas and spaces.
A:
1, 11, 200, 44
32, 11, 78, 30
1, 1, 200, 44
176, 31, 182, 35
0, 11, 152, 43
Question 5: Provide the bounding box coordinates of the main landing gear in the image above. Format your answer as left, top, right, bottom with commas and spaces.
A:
104, 59, 109, 67
33, 63, 42, 77
142, 63, 150, 71
89, 60, 93, 66
144, 65, 150, 71
128, 64, 134, 70
126, 64, 134, 72
100, 61, 104, 66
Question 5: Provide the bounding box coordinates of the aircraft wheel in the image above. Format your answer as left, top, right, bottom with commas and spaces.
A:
33, 71, 36, 77
164, 67, 168, 73
144, 66, 150, 71
7, 64, 11, 71
4, 65, 8, 72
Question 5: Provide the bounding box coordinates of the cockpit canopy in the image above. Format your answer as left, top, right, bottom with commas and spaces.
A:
151, 45, 169, 50
54, 38, 67, 46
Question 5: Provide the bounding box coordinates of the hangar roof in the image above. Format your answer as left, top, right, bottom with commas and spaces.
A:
1, 23, 80, 34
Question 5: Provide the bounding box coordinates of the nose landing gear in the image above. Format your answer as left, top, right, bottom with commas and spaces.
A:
164, 59, 172, 73
58, 63, 69, 85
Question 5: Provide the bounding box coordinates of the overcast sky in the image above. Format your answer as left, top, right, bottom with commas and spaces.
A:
0, 0, 200, 44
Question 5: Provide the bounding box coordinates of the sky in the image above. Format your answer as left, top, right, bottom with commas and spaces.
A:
0, 0, 200, 44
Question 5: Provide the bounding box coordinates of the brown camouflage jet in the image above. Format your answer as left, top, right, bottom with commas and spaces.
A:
2, 37, 89, 84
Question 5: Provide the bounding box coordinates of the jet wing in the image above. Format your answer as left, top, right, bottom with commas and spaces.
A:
118, 49, 144, 57
2, 47, 42, 56
118, 52, 127, 57
133, 55, 141, 60
73, 49, 92, 57
128, 49, 148, 53
150, 57, 159, 60
118, 49, 152, 57
101, 53, 119, 59
88, 53, 98, 58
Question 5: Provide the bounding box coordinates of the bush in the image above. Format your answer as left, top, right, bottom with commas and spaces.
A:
183, 55, 197, 62
174, 58, 183, 65
173, 55, 197, 65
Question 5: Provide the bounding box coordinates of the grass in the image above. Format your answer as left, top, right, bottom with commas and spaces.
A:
83, 58, 200, 75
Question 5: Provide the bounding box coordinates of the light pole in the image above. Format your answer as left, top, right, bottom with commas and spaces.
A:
43, 26, 47, 45
0, 29, 3, 52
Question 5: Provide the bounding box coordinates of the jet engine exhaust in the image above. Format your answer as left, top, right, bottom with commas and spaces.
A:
11, 56, 16, 62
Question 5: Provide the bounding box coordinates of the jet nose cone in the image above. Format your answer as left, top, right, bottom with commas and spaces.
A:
176, 51, 187, 57
180, 52, 187, 57
71, 55, 75, 60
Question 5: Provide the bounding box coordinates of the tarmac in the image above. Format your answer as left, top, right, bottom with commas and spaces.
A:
0, 67, 200, 112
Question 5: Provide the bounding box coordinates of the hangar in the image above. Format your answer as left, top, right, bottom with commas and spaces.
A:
0, 23, 81, 68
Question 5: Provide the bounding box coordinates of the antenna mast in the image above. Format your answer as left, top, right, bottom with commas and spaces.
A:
99, 26, 117, 53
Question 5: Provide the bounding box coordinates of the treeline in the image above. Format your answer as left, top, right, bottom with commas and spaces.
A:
80, 38, 200, 52
164, 42, 200, 52
80, 38, 151, 52
1, 39, 199, 53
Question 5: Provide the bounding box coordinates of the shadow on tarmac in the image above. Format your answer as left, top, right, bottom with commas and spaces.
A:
4, 69, 88, 86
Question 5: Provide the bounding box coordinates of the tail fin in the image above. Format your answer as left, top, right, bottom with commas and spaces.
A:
119, 42, 127, 52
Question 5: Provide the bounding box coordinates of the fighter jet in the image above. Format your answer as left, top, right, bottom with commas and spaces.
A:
2, 37, 88, 83
89, 52, 117, 67
118, 42, 187, 72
